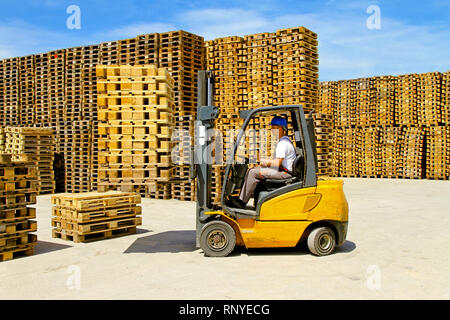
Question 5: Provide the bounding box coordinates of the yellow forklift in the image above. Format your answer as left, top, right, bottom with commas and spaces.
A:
192, 71, 348, 257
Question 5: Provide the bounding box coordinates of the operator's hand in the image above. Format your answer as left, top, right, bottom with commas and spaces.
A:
260, 159, 271, 167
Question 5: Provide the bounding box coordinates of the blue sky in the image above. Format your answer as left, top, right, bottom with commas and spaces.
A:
0, 0, 449, 81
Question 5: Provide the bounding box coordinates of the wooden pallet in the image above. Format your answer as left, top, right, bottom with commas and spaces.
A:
52, 225, 137, 243
51, 191, 141, 210
0, 243, 35, 262
52, 216, 141, 234
0, 219, 37, 235
0, 207, 36, 222
52, 205, 141, 223
0, 192, 37, 209
0, 233, 37, 249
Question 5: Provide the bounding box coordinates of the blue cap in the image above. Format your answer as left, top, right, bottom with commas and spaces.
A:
270, 116, 287, 127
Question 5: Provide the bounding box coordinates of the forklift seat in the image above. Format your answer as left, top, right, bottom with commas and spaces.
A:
263, 154, 304, 187
254, 154, 304, 203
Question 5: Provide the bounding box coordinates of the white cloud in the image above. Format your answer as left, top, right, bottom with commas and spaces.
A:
0, 20, 80, 58
0, 4, 448, 81
0, 20, 176, 58
177, 8, 450, 80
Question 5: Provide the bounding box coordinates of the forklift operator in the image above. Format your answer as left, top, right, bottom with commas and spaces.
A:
233, 116, 296, 209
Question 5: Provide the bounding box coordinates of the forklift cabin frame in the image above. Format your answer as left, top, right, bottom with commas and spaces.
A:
220, 105, 318, 219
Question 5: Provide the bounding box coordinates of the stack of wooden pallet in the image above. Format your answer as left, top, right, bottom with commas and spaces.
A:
208, 36, 247, 132
309, 113, 334, 176
136, 33, 159, 66
89, 121, 99, 191
0, 128, 4, 153
82, 44, 101, 122
171, 179, 196, 201
97, 65, 175, 195
443, 71, 450, 125
396, 74, 418, 126
338, 127, 360, 177
318, 81, 336, 115
48, 50, 66, 128
51, 191, 142, 243
65, 47, 84, 123
118, 37, 138, 65
335, 80, 356, 128
19, 55, 35, 126
65, 121, 92, 193
354, 78, 373, 127
170, 114, 196, 201
273, 27, 319, 112
0, 154, 37, 262
425, 126, 449, 179
100, 40, 119, 65
34, 53, 49, 125
245, 32, 274, 109
320, 71, 450, 179
379, 127, 402, 178
358, 127, 380, 177
82, 45, 101, 192
417, 72, 442, 126
331, 128, 341, 177
1, 58, 20, 126
159, 30, 204, 118
171, 115, 193, 169
372, 76, 396, 127
400, 127, 425, 179
55, 44, 100, 193
4, 127, 55, 194
159, 31, 203, 199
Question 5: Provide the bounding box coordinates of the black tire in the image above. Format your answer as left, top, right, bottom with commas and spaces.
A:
200, 221, 236, 257
307, 226, 336, 256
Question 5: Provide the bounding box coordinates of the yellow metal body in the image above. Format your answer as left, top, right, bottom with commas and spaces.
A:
206, 179, 348, 248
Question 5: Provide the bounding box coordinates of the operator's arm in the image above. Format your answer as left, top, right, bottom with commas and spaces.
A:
260, 157, 283, 168
260, 139, 287, 168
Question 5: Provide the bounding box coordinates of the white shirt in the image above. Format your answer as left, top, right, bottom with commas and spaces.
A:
275, 136, 296, 172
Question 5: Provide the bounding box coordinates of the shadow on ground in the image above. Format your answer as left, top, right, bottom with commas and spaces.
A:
124, 230, 197, 254
34, 240, 72, 255
136, 228, 152, 235
335, 240, 357, 253
236, 240, 356, 257
123, 229, 356, 257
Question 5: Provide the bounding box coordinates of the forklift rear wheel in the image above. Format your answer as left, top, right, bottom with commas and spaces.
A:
307, 226, 336, 256
200, 221, 236, 257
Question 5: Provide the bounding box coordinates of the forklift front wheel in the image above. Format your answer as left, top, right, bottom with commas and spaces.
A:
307, 226, 336, 256
200, 221, 236, 257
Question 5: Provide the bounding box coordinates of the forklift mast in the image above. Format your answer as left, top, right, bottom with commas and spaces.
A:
193, 70, 218, 247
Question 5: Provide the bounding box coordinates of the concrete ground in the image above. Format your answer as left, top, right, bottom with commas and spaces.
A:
1, 178, 449, 299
